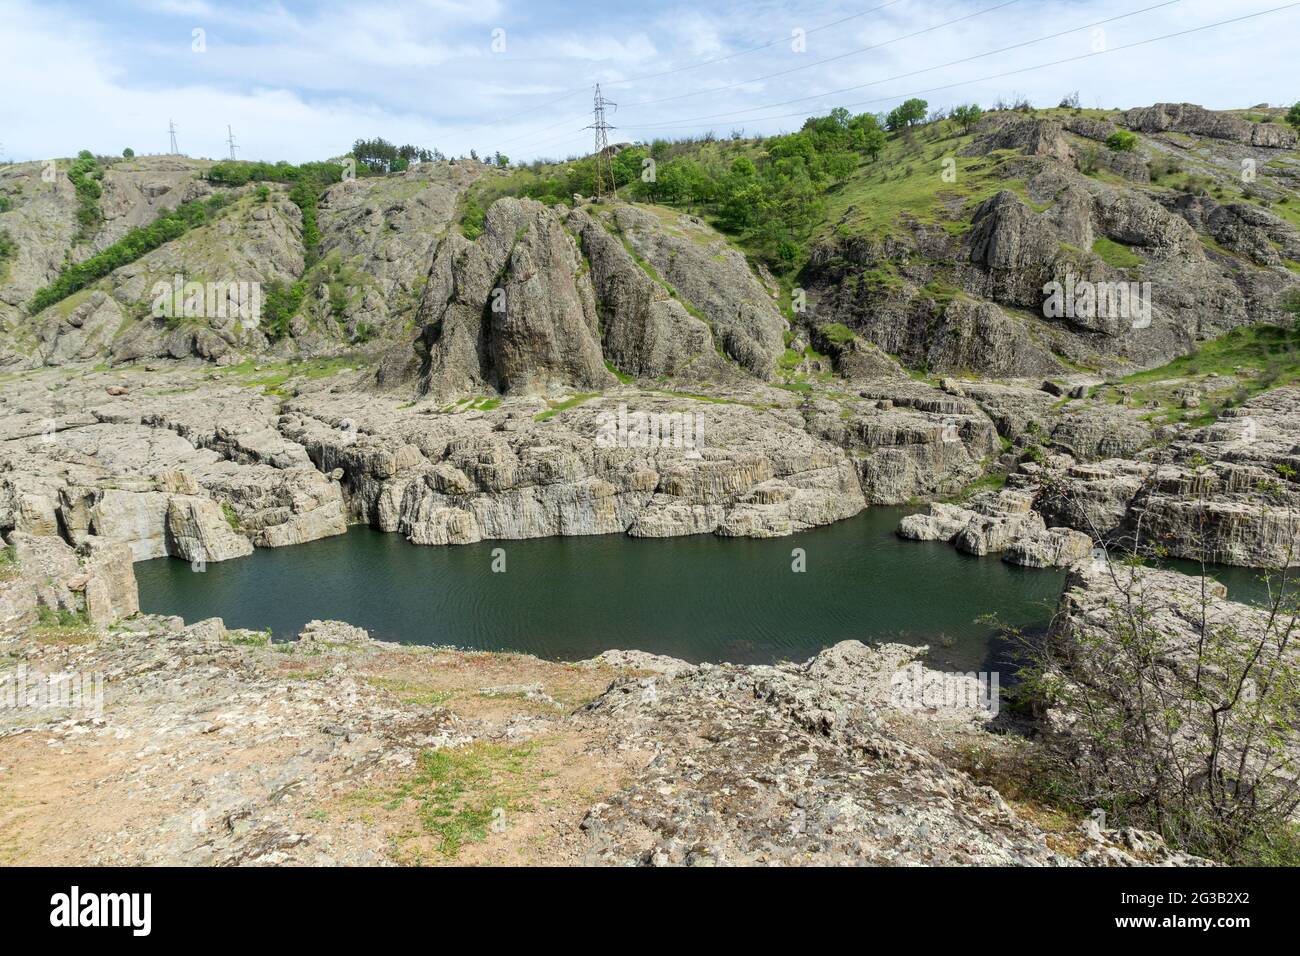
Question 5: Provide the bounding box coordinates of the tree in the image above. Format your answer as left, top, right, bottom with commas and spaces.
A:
1105, 130, 1138, 152
351, 138, 438, 173
1288, 102, 1300, 130
825, 150, 857, 184
122, 147, 135, 158
951, 103, 983, 134
1017, 459, 1300, 862
885, 98, 929, 131
848, 113, 886, 161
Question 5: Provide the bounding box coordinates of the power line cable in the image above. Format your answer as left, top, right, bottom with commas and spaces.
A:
621, 2, 1300, 133
620, 0, 1181, 125
625, 0, 1022, 111
462, 0, 911, 138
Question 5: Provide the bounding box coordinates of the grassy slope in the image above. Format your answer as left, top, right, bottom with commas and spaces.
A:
1093, 324, 1300, 425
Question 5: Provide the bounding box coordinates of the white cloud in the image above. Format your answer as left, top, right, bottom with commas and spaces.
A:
1, 0, 1296, 164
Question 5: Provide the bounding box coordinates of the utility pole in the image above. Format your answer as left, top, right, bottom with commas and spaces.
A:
584, 84, 618, 201
226, 125, 238, 160
168, 120, 179, 155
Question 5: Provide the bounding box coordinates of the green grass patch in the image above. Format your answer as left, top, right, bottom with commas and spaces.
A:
534, 392, 598, 421
226, 630, 272, 648
367, 742, 538, 858
366, 676, 454, 707
604, 360, 635, 384
34, 606, 96, 644
0, 544, 17, 582
1091, 236, 1143, 270
1104, 324, 1300, 424
221, 503, 241, 530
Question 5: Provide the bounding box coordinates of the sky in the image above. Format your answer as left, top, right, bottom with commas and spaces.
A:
1, 0, 1297, 164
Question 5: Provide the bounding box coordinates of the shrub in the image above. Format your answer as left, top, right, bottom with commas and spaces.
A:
1105, 130, 1138, 152
28, 193, 233, 313
461, 197, 485, 240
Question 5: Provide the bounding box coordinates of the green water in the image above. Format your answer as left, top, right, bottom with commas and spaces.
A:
137, 508, 1064, 670
134, 507, 1280, 670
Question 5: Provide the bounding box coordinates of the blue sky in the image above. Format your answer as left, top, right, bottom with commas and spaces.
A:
1, 0, 1297, 163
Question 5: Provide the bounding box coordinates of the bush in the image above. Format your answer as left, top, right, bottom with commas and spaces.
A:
951, 103, 983, 133
67, 150, 103, 240
28, 193, 233, 313
461, 197, 485, 240
1147, 153, 1182, 182
1105, 130, 1138, 152
1289, 102, 1300, 130
260, 278, 305, 341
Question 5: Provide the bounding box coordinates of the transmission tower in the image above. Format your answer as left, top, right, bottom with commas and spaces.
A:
584, 84, 618, 201
168, 120, 179, 155
226, 125, 238, 160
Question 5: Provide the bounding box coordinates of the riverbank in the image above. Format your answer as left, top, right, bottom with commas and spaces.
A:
0, 613, 1206, 866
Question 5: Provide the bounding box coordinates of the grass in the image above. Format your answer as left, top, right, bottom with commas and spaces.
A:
214, 355, 365, 394
365, 742, 538, 858
0, 544, 16, 583
1091, 237, 1143, 271
604, 360, 635, 384
221, 503, 241, 530
1100, 324, 1300, 424
33, 606, 97, 644
534, 392, 598, 421
365, 676, 454, 707
818, 126, 1027, 241
952, 472, 1009, 500
225, 629, 271, 647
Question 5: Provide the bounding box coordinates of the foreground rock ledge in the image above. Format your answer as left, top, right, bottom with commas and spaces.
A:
0, 617, 1205, 866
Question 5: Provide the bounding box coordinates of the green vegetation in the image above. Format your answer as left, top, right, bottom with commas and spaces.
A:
1105, 130, 1138, 152
34, 606, 96, 643
28, 193, 234, 314
1102, 324, 1300, 424
366, 676, 454, 707
370, 742, 537, 858
225, 630, 272, 648
0, 228, 16, 282
461, 196, 486, 240
259, 278, 307, 342
215, 355, 365, 394
1091, 237, 1143, 270
349, 137, 442, 174
504, 107, 897, 269
67, 150, 104, 241
534, 392, 598, 421
951, 103, 983, 133
0, 543, 17, 582
885, 98, 930, 131
206, 159, 347, 261
1288, 102, 1300, 129
604, 360, 635, 384
221, 503, 241, 530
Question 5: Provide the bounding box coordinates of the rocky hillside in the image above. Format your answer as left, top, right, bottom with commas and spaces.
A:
2, 104, 1299, 572
3, 103, 1296, 389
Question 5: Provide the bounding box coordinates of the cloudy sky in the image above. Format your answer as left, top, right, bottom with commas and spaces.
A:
1, 0, 1297, 164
